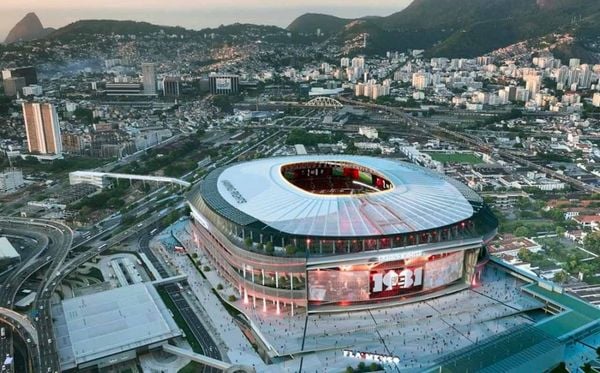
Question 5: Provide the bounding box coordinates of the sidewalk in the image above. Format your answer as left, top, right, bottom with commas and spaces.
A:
154, 225, 268, 371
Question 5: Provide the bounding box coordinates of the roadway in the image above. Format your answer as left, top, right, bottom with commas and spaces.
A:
137, 227, 222, 373
0, 218, 73, 373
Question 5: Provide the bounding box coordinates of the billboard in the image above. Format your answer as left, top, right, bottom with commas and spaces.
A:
423, 251, 464, 290
307, 269, 370, 302
307, 251, 465, 305
307, 265, 425, 303
369, 266, 424, 299
215, 77, 232, 90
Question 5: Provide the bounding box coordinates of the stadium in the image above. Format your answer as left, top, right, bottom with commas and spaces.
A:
187, 155, 498, 313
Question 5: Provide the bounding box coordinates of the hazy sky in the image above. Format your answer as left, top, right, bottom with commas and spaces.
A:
1, 0, 412, 41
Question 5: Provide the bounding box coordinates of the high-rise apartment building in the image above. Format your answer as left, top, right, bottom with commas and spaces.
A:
141, 63, 157, 95
162, 77, 181, 97
2, 66, 37, 85
22, 102, 62, 155
412, 72, 431, 90
208, 74, 240, 95
3, 77, 25, 97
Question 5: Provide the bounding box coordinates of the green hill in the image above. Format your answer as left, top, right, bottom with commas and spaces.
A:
287, 0, 600, 57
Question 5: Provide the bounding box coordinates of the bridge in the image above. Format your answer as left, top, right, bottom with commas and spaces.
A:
0, 308, 38, 347
69, 171, 191, 189
163, 344, 255, 372
305, 97, 343, 109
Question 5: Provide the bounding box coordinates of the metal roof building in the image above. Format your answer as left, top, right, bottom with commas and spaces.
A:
0, 236, 20, 261
53, 283, 181, 370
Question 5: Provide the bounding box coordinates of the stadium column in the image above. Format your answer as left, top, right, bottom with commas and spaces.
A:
243, 265, 249, 304
275, 271, 280, 314
261, 269, 266, 311
251, 269, 256, 308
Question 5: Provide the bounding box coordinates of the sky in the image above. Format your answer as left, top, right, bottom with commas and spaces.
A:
1, 0, 412, 41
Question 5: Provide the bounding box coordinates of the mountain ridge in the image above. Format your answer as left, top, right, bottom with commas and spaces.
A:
4, 12, 54, 44
287, 0, 600, 57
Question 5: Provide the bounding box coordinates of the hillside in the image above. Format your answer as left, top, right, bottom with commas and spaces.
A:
287, 13, 358, 36
48, 19, 192, 40
287, 0, 600, 57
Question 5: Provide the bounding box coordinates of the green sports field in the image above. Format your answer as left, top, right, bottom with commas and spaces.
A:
425, 152, 482, 164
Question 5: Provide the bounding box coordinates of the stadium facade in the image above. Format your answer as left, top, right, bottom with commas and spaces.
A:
187, 156, 498, 313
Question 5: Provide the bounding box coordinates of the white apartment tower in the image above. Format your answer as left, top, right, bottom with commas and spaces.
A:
141, 62, 157, 95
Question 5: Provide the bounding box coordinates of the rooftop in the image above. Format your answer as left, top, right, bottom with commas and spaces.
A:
0, 237, 19, 260
196, 155, 482, 237
53, 283, 181, 369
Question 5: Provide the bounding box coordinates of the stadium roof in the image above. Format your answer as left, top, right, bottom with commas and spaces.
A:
0, 237, 19, 260
53, 283, 180, 369
196, 156, 480, 237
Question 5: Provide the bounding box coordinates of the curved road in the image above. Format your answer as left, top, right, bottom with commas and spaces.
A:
0, 218, 73, 373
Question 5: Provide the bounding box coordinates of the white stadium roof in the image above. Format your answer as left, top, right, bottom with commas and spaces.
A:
205, 155, 477, 237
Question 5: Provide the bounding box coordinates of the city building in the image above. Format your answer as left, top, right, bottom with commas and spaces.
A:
2, 66, 37, 85
22, 84, 43, 97
162, 76, 181, 97
0, 169, 24, 193
22, 102, 62, 156
68, 171, 113, 189
0, 237, 20, 271
3, 76, 26, 97
61, 133, 84, 154
141, 62, 157, 95
412, 72, 431, 90
592, 92, 600, 108
104, 82, 144, 96
187, 155, 497, 314
52, 283, 181, 371
208, 74, 240, 95
358, 126, 378, 139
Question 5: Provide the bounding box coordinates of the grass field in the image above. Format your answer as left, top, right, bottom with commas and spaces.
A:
425, 152, 482, 164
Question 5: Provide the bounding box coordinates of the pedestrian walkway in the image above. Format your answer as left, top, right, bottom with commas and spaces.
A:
154, 224, 268, 371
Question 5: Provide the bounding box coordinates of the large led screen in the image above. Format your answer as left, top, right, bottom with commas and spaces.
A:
307, 269, 370, 302
369, 265, 424, 299
308, 251, 465, 305
423, 251, 464, 290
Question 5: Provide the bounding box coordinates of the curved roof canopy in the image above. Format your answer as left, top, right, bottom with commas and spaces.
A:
196, 156, 480, 238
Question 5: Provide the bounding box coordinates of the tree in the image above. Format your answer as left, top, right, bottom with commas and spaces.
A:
358, 362, 366, 371
553, 271, 568, 284
285, 244, 296, 256
584, 231, 600, 255
555, 226, 566, 237
212, 95, 234, 114
244, 237, 253, 248
265, 241, 274, 254
345, 367, 354, 373
514, 226, 530, 237
518, 247, 532, 262
369, 363, 379, 372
